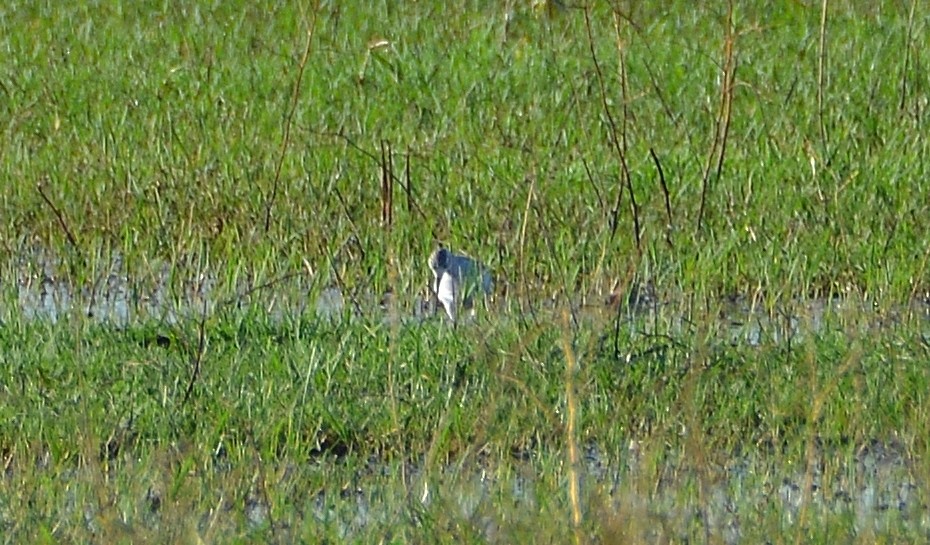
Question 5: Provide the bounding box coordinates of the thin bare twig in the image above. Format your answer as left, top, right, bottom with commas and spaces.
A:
321, 130, 431, 226
650, 148, 674, 250
380, 139, 394, 229
899, 0, 918, 113
612, 10, 641, 253
181, 292, 209, 407
37, 181, 80, 251
713, 25, 736, 185
816, 0, 830, 158
404, 147, 413, 214
697, 1, 737, 233
518, 174, 537, 317
217, 269, 312, 309
333, 186, 362, 242
583, 6, 641, 253
264, 4, 321, 233
559, 311, 583, 545
581, 157, 605, 211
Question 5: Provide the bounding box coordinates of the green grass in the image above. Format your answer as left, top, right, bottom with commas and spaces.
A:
1, 305, 928, 542
2, 1, 929, 543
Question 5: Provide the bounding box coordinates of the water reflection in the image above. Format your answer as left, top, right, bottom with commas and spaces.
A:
291, 438, 921, 543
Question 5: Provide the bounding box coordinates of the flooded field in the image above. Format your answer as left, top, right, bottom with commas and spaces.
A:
3, 1, 929, 541
3, 249, 928, 543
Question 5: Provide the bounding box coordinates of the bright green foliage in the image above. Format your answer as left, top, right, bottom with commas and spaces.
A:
1, 1, 928, 543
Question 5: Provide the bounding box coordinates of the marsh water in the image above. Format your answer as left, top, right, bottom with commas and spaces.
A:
4, 249, 929, 541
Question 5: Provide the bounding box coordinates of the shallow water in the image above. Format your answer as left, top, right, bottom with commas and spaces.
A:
4, 249, 929, 541
8, 249, 929, 341
300, 437, 925, 543
36, 441, 930, 545
11, 435, 922, 543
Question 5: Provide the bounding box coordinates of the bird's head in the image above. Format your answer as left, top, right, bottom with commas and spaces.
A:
428, 247, 450, 276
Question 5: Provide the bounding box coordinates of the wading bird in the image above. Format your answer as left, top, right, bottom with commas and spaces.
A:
428, 247, 493, 323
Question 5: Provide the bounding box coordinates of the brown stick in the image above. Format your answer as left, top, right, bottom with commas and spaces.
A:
560, 311, 583, 545
899, 0, 918, 113
697, 0, 737, 233
583, 6, 641, 253
650, 148, 674, 250
322, 130, 431, 225
181, 291, 209, 407
816, 0, 830, 157
581, 157, 605, 211
37, 181, 80, 250
713, 11, 737, 185
380, 140, 394, 229
263, 3, 321, 233
404, 147, 413, 214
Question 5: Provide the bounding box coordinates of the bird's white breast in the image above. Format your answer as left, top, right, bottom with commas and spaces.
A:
436, 271, 459, 321
428, 249, 493, 323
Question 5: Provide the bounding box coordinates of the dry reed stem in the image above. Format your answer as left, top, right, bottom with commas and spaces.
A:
697, 0, 736, 233
816, 0, 830, 158
518, 174, 537, 316
380, 139, 394, 229
264, 3, 321, 233
899, 0, 919, 113
795, 329, 861, 545
560, 309, 583, 545
583, 6, 641, 253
